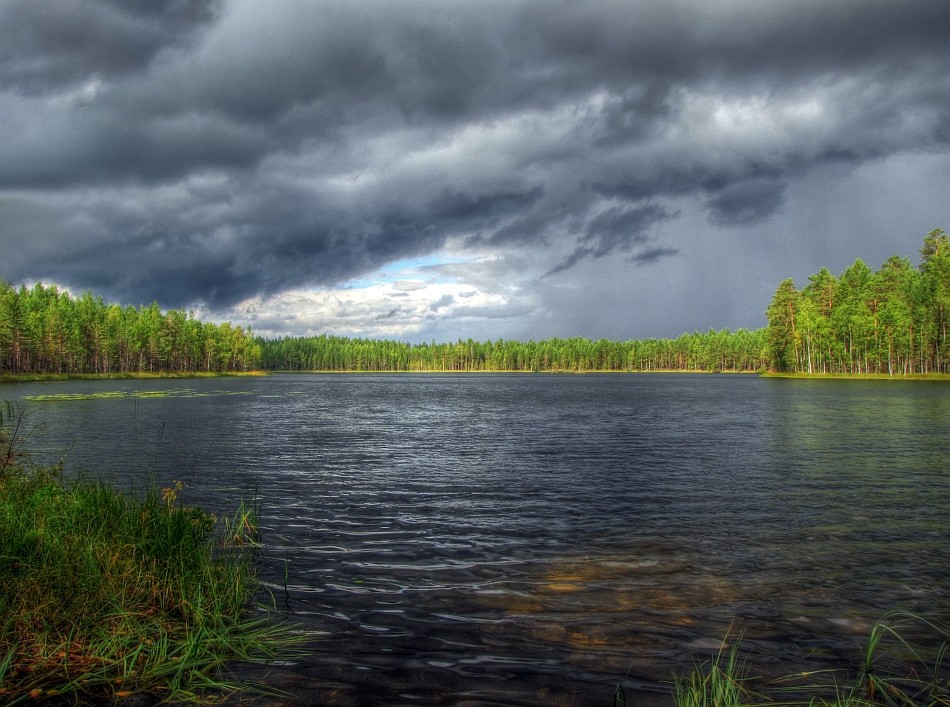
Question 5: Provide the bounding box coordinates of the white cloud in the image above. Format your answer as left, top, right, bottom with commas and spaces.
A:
208, 254, 535, 341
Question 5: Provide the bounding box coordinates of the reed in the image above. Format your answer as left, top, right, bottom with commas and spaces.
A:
0, 414, 293, 704
673, 613, 950, 707
674, 629, 759, 707
813, 611, 950, 707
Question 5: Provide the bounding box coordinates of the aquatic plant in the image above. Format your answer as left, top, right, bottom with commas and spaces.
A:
23, 388, 254, 402
673, 629, 759, 707
672, 612, 950, 707
812, 611, 950, 706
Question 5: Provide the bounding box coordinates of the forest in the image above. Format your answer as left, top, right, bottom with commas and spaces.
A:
1, 230, 947, 376
0, 283, 260, 374
257, 329, 768, 373
259, 230, 950, 374
766, 228, 949, 374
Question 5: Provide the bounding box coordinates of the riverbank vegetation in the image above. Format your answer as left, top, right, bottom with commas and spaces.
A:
665, 613, 949, 707
0, 408, 289, 704
762, 371, 950, 381
0, 370, 267, 385
2, 229, 947, 377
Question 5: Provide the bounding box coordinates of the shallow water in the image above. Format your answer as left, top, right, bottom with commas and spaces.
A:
6, 374, 950, 705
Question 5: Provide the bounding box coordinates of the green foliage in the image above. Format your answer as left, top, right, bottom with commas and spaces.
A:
766, 278, 800, 373
0, 282, 261, 375
674, 631, 757, 707
766, 230, 950, 374
0, 417, 291, 704
257, 329, 769, 373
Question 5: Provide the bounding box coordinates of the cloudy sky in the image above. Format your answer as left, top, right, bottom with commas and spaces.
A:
2, 0, 949, 342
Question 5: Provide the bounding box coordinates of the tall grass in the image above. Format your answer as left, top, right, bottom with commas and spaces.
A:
674, 629, 760, 707
0, 406, 293, 704
811, 612, 950, 707
673, 613, 950, 707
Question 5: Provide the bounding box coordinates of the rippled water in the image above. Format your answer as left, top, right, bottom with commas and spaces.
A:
6, 374, 950, 705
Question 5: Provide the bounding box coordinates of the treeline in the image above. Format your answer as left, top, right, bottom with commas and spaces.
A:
766, 229, 950, 374
258, 328, 769, 373
4, 230, 946, 377
0, 282, 261, 374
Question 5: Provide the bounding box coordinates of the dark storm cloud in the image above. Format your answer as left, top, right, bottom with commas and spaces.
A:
631, 247, 680, 266
704, 179, 787, 227
12, 180, 547, 310
1, 0, 949, 319
584, 205, 678, 257
0, 108, 270, 189
546, 204, 677, 276
0, 0, 221, 93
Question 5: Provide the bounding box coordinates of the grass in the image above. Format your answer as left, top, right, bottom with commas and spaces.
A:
0, 371, 268, 384
0, 405, 294, 704
674, 629, 760, 707
761, 372, 950, 381
671, 613, 950, 707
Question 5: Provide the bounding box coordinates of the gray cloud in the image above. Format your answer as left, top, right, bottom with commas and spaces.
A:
429, 294, 454, 312
631, 247, 680, 266
1, 0, 949, 337
0, 0, 221, 93
584, 204, 677, 256
704, 179, 787, 227
546, 204, 678, 276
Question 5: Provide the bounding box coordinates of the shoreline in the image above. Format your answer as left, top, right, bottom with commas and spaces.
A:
0, 370, 269, 384
3, 369, 950, 382
760, 371, 950, 381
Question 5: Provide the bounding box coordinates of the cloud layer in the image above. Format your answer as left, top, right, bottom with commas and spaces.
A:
2, 0, 949, 339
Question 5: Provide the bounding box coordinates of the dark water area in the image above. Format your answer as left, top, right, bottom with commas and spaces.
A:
5, 373, 950, 705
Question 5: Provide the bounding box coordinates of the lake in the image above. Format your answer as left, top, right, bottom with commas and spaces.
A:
4, 373, 950, 705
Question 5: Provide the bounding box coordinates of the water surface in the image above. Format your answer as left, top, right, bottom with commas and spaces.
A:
6, 374, 950, 705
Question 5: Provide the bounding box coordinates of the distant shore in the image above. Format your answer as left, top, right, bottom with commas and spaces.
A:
0, 370, 269, 384
4, 369, 950, 382
760, 371, 950, 381
231, 368, 950, 379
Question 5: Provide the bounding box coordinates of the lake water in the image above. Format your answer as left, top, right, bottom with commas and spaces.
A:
4, 374, 950, 705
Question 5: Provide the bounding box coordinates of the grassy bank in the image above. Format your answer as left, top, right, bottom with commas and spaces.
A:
761, 371, 950, 381
264, 368, 761, 374
0, 412, 290, 704
0, 371, 268, 384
